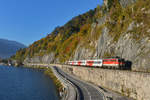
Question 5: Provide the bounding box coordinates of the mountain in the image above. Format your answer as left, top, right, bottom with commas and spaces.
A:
13, 0, 150, 72
0, 39, 26, 59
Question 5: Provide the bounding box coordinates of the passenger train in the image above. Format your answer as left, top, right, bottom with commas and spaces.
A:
66, 57, 125, 69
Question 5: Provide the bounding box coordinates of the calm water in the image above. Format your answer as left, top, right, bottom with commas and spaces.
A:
0, 65, 59, 100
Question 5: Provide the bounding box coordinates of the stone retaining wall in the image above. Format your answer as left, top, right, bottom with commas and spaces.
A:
57, 65, 150, 100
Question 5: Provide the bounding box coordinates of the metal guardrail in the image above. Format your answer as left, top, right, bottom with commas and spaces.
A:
50, 66, 79, 100
51, 67, 68, 100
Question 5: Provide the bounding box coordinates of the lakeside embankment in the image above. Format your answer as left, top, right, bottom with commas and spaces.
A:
24, 65, 65, 99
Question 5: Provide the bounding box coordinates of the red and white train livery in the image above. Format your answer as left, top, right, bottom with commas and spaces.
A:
67, 58, 125, 69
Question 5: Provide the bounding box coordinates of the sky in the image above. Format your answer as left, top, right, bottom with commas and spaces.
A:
0, 0, 103, 46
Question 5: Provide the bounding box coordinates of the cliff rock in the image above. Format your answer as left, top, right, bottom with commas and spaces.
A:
15, 0, 150, 72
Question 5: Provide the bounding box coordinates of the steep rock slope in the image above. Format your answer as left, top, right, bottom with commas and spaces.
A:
14, 0, 150, 72
0, 39, 26, 58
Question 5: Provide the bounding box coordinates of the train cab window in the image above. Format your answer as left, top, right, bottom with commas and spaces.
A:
118, 59, 123, 61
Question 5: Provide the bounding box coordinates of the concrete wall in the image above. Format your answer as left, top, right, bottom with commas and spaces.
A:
58, 65, 150, 100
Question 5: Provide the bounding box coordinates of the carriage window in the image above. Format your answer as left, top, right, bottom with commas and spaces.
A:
87, 61, 93, 63
95, 62, 102, 64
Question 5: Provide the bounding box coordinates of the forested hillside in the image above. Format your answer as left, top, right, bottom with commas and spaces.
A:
12, 0, 150, 72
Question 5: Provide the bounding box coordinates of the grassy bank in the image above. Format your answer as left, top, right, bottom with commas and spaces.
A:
44, 68, 64, 93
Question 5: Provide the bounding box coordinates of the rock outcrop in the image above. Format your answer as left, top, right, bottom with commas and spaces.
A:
24, 52, 56, 64
119, 0, 137, 7
73, 21, 150, 71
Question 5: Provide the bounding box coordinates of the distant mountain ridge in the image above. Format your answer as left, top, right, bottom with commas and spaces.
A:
0, 38, 26, 59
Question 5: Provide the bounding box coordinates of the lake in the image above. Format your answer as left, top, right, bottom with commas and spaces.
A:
0, 65, 59, 100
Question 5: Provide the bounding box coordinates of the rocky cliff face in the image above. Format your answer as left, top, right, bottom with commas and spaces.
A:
22, 0, 150, 72
71, 0, 150, 72
119, 0, 137, 7
73, 25, 150, 71
24, 52, 55, 64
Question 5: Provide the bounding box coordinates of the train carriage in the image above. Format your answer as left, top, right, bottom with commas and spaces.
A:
77, 60, 86, 66
67, 57, 125, 69
86, 59, 102, 67
92, 59, 103, 67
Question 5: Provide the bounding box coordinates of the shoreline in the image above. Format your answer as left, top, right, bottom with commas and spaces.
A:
23, 65, 65, 99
